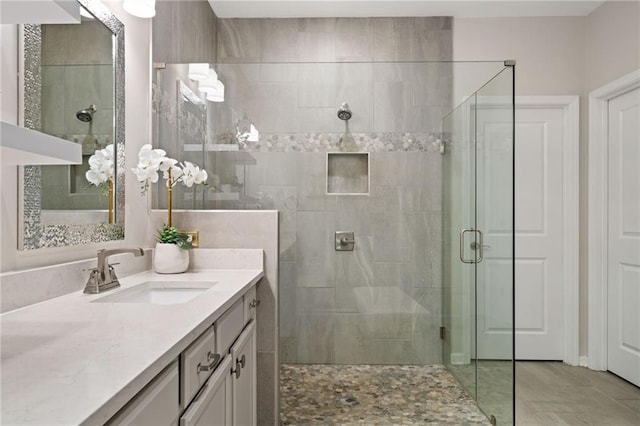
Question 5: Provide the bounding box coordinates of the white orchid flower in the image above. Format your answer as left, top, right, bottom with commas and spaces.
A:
131, 145, 208, 195
180, 161, 208, 187
85, 144, 115, 193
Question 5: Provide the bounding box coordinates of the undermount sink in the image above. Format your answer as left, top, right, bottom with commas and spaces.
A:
91, 281, 218, 305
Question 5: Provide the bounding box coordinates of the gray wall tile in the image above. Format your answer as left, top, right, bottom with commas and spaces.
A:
279, 262, 298, 338
296, 211, 336, 287
296, 153, 338, 211
335, 18, 374, 61
257, 83, 298, 133
260, 19, 299, 62
153, 0, 217, 63
217, 19, 260, 62
297, 315, 335, 363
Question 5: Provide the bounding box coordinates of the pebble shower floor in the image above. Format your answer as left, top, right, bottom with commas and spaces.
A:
280, 364, 490, 425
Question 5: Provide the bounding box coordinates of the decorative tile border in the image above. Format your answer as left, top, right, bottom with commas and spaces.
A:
233, 131, 443, 153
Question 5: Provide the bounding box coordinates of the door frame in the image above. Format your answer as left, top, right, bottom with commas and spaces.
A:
588, 69, 640, 371
514, 96, 581, 365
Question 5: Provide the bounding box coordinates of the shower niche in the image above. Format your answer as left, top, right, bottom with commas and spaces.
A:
326, 152, 369, 195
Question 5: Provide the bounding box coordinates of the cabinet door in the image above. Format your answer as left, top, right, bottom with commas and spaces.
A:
108, 361, 180, 426
180, 356, 233, 426
230, 321, 256, 426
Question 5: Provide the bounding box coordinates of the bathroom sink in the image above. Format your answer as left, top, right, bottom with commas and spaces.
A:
91, 281, 218, 305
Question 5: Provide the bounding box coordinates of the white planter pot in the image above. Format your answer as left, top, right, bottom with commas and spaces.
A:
154, 242, 189, 274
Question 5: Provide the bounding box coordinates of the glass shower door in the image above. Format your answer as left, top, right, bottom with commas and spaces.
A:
443, 64, 514, 425
442, 93, 477, 400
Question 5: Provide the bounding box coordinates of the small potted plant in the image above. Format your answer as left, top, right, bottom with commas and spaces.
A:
132, 144, 207, 274
153, 223, 194, 273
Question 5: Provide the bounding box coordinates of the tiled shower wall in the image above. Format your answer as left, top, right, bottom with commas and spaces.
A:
154, 16, 452, 365
212, 17, 453, 365
40, 22, 114, 211
226, 150, 445, 365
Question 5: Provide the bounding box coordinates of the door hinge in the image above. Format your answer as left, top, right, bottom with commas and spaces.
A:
440, 326, 446, 340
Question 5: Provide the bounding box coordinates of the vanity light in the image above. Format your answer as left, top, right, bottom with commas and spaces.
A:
122, 0, 156, 18
198, 69, 219, 94
188, 63, 210, 81
206, 80, 225, 103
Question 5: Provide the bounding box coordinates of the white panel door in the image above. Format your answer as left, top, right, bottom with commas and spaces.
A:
607, 87, 640, 387
476, 102, 566, 360
475, 101, 514, 360
513, 107, 565, 360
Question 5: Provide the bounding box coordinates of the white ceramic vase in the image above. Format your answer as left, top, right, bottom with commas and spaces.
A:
154, 242, 189, 274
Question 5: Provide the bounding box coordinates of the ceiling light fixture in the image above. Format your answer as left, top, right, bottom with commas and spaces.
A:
198, 69, 219, 94
122, 0, 156, 19
206, 80, 225, 103
188, 63, 210, 81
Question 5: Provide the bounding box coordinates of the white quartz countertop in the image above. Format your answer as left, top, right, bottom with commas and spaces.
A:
1, 268, 263, 425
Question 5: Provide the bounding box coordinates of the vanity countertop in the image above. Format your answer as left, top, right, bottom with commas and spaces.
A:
0, 267, 263, 425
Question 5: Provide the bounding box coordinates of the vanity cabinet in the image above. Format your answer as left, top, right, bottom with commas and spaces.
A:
230, 321, 256, 426
181, 321, 256, 426
108, 284, 258, 426
106, 361, 180, 426
180, 356, 233, 426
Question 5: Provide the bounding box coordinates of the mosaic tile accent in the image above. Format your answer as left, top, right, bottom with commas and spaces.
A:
213, 132, 443, 153
280, 364, 490, 425
21, 0, 125, 250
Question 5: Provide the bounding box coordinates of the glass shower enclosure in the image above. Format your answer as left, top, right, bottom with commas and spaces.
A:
153, 60, 515, 424
442, 65, 515, 424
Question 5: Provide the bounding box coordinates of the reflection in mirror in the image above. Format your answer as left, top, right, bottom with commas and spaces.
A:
20, 0, 125, 250
153, 63, 260, 211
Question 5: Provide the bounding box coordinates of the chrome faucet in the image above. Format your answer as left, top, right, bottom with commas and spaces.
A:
84, 248, 144, 294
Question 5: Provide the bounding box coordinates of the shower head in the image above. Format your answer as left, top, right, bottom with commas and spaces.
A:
76, 105, 97, 122
337, 102, 352, 121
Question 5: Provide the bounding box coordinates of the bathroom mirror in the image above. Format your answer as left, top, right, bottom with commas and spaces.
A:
19, 0, 125, 250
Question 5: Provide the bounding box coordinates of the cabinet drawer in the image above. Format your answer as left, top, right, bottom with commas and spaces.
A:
181, 326, 218, 406
215, 299, 244, 355
243, 286, 257, 323
108, 361, 179, 426
180, 356, 233, 426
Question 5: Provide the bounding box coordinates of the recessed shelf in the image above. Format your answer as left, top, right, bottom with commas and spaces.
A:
327, 152, 369, 195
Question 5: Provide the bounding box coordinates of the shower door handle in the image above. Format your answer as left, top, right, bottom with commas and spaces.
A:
460, 229, 483, 264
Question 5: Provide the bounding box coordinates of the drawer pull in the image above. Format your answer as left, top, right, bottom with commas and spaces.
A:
197, 352, 221, 374
249, 299, 260, 309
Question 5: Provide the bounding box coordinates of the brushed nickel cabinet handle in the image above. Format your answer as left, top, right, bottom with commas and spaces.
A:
197, 352, 221, 373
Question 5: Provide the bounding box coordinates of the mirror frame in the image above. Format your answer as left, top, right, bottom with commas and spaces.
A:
20, 0, 125, 250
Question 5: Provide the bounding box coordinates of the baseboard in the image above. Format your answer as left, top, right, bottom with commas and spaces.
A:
579, 356, 588, 367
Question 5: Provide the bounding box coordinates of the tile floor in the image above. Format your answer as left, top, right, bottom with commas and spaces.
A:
280, 362, 640, 425
516, 361, 640, 425
280, 364, 490, 425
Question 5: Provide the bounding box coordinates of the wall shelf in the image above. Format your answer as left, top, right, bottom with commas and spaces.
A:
183, 143, 239, 152
0, 0, 80, 24
1, 122, 82, 165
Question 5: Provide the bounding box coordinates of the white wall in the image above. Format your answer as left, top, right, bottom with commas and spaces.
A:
453, 16, 586, 95
453, 1, 640, 359
0, 2, 152, 273
585, 1, 640, 92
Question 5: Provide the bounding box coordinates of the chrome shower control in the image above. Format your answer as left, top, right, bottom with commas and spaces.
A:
335, 231, 355, 251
